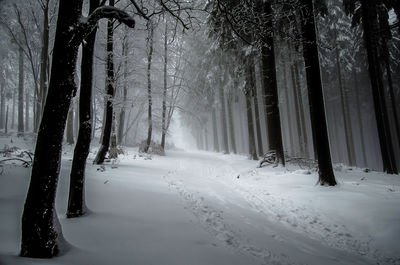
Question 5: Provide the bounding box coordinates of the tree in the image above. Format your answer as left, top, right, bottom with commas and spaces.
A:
20, 0, 135, 257
17, 45, 24, 135
143, 20, 154, 153
161, 22, 168, 150
259, 1, 285, 165
94, 0, 117, 164
344, 0, 398, 173
299, 0, 337, 185
67, 0, 100, 219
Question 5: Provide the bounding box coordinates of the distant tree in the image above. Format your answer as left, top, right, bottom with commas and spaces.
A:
344, 0, 398, 174
143, 20, 154, 153
17, 45, 24, 135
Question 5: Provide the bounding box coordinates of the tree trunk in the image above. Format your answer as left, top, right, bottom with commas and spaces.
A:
144, 21, 154, 153
227, 94, 237, 154
334, 28, 356, 166
118, 29, 129, 145
252, 63, 263, 157
245, 60, 258, 160
94, 0, 115, 164
161, 22, 168, 150
212, 108, 219, 152
20, 0, 83, 257
67, 0, 99, 219
381, 38, 400, 150
353, 69, 367, 166
282, 58, 294, 156
299, 0, 337, 185
18, 46, 24, 136
360, 0, 398, 174
5, 105, 8, 133
12, 84, 16, 129
261, 1, 285, 165
0, 77, 5, 129
289, 52, 306, 157
66, 104, 74, 144
25, 90, 29, 132
218, 68, 229, 153
20, 0, 135, 257
38, 0, 49, 132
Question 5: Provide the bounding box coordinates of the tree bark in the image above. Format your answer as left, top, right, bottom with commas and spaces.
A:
20, 0, 135, 257
161, 22, 168, 149
252, 63, 263, 157
118, 28, 129, 145
227, 92, 237, 154
212, 108, 220, 152
144, 21, 154, 153
94, 0, 115, 164
25, 90, 29, 132
66, 104, 75, 144
245, 59, 258, 160
18, 46, 24, 136
218, 67, 229, 153
299, 0, 337, 185
360, 0, 398, 174
261, 1, 285, 165
381, 38, 400, 150
67, 0, 99, 219
37, 0, 50, 132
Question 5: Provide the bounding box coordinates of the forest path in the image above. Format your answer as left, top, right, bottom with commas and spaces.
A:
1, 149, 391, 265
159, 150, 375, 265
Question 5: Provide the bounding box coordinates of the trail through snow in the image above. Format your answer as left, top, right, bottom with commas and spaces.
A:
1, 147, 399, 265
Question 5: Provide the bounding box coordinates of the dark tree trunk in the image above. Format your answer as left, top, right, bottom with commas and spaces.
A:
94, 0, 115, 164
252, 63, 263, 157
25, 90, 29, 131
67, 0, 99, 219
245, 60, 258, 160
118, 29, 128, 145
18, 46, 24, 136
289, 52, 306, 157
299, 0, 337, 185
212, 108, 220, 152
161, 22, 168, 150
218, 68, 229, 153
37, 0, 49, 132
20, 0, 135, 257
381, 38, 400, 150
66, 104, 75, 144
261, 1, 285, 165
360, 0, 398, 174
144, 21, 154, 153
227, 93, 237, 154
20, 1, 83, 258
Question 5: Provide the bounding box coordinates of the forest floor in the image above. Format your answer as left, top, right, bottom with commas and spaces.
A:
0, 134, 399, 265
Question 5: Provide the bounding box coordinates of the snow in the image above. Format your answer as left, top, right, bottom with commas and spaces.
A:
1, 135, 400, 265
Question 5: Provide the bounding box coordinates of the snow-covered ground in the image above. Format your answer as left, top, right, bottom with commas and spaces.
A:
0, 134, 399, 265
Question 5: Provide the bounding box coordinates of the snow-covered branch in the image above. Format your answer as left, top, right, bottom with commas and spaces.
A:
71, 6, 135, 47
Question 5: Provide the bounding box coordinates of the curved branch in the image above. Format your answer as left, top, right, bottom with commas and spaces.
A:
70, 6, 135, 47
